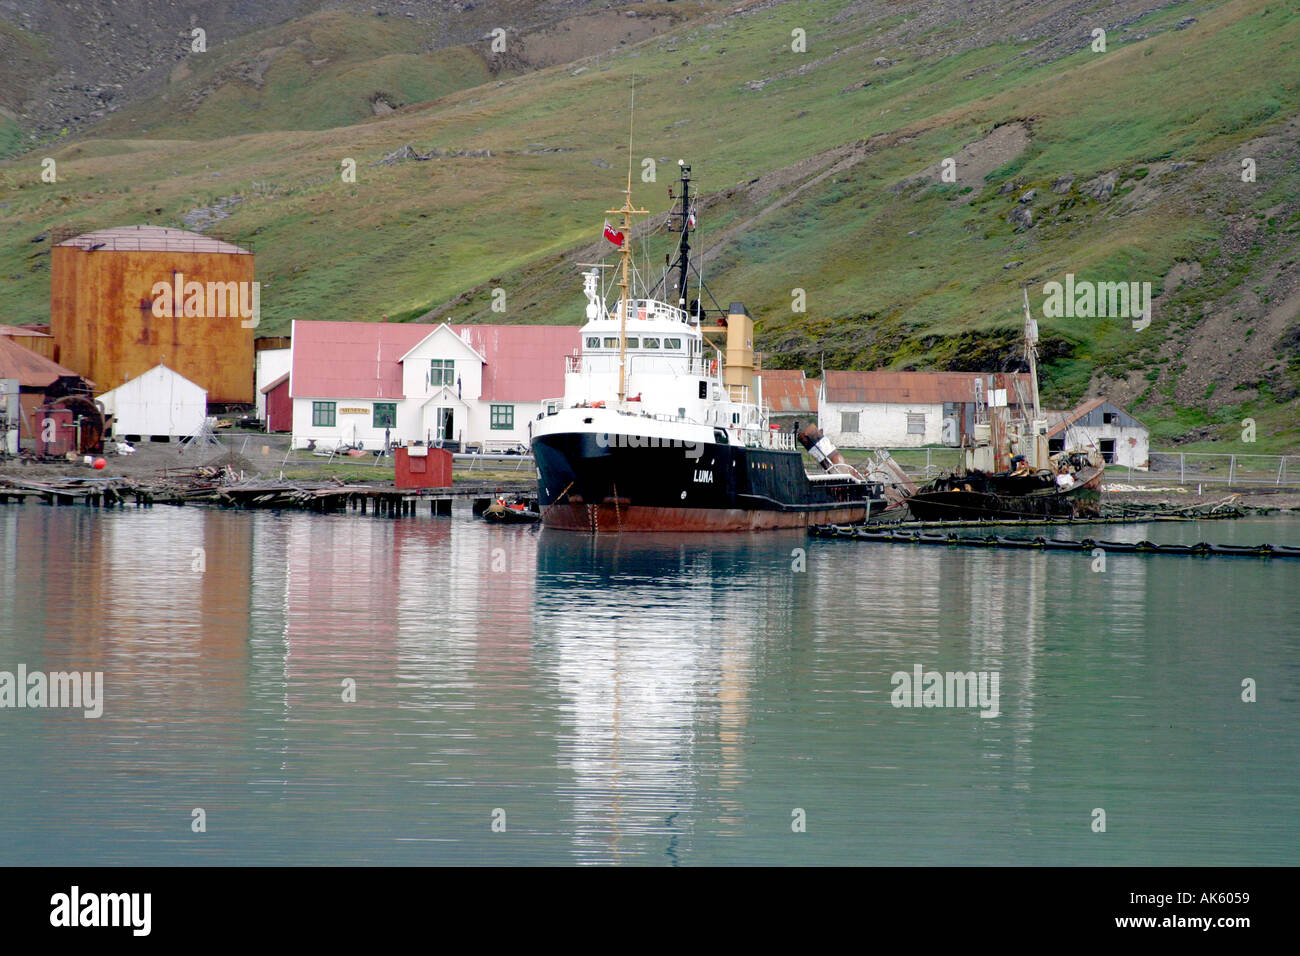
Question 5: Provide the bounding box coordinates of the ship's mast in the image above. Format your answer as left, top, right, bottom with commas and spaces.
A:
673, 161, 693, 314
608, 83, 648, 406
1022, 285, 1042, 420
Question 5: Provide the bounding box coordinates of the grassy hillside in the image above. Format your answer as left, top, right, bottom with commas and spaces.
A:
1, 0, 1298, 450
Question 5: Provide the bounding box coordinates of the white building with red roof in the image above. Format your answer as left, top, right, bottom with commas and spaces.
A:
288, 320, 580, 452
819, 370, 1035, 448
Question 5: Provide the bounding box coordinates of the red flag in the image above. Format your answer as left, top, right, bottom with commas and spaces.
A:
603, 220, 625, 247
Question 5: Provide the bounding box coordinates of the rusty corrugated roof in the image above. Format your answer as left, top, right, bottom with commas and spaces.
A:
57, 225, 250, 255
0, 335, 86, 388
757, 370, 819, 414
823, 370, 1033, 405
1045, 398, 1108, 437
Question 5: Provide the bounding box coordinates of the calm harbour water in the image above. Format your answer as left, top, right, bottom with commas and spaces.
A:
1, 503, 1297, 866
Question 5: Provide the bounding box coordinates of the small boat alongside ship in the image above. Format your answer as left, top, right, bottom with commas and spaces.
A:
531, 162, 886, 532
903, 290, 1104, 522
481, 495, 541, 524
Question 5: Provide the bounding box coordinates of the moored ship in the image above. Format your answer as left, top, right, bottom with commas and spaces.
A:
531, 162, 886, 532
903, 290, 1105, 521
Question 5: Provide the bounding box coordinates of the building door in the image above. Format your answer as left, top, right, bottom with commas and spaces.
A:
438, 407, 454, 442
1099, 438, 1116, 464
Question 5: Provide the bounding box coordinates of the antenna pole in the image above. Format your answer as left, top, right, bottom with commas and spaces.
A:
608, 78, 648, 405
675, 162, 692, 314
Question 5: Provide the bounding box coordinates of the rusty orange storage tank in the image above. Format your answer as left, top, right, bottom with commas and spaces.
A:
395, 445, 453, 489
50, 225, 255, 404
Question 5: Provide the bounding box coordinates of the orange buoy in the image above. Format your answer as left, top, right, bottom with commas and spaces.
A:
93, 458, 106, 469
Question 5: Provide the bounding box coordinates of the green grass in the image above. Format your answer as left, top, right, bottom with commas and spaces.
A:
0, 117, 23, 159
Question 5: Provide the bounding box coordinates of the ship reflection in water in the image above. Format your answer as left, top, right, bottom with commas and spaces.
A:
532, 531, 787, 863
1, 507, 1297, 865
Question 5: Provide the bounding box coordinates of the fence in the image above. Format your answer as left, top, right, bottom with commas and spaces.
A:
841, 448, 1300, 487
1128, 452, 1299, 487
841, 447, 963, 481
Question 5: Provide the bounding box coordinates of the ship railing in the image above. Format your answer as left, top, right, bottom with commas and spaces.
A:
565, 354, 715, 377
731, 427, 796, 451
609, 298, 689, 324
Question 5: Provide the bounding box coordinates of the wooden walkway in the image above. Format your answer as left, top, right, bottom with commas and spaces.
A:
0, 474, 536, 516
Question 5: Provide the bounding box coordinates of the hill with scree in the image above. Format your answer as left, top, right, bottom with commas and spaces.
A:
1, 0, 1298, 451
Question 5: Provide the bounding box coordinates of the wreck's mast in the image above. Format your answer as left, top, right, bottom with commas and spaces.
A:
1022, 285, 1051, 469
1022, 285, 1042, 420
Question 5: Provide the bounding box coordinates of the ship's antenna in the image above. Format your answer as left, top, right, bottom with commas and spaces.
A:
608, 76, 648, 405
626, 75, 636, 206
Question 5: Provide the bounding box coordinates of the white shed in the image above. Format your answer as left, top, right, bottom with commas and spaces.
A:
254, 347, 291, 422
98, 363, 208, 440
1046, 399, 1149, 469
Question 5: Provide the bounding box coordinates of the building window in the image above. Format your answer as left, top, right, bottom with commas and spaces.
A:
430, 359, 454, 387
841, 411, 859, 433
1102, 411, 1117, 424
490, 404, 514, 430
373, 403, 397, 429
312, 401, 336, 427
907, 412, 926, 435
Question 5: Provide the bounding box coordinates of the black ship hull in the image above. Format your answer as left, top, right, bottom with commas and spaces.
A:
533, 432, 884, 531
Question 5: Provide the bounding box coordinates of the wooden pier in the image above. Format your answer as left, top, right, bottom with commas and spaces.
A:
0, 474, 536, 517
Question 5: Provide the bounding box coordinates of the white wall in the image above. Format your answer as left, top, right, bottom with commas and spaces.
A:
290, 395, 543, 451
255, 348, 291, 420
1058, 424, 1149, 469
290, 397, 406, 451
401, 328, 484, 448
492, 401, 544, 449
99, 365, 207, 438
821, 400, 945, 448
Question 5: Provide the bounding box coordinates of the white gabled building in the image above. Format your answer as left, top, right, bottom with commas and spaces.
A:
98, 363, 208, 440
1046, 398, 1149, 469
288, 320, 579, 452
398, 323, 488, 449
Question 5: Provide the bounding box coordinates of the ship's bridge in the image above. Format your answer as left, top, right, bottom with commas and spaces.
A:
567, 297, 709, 377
